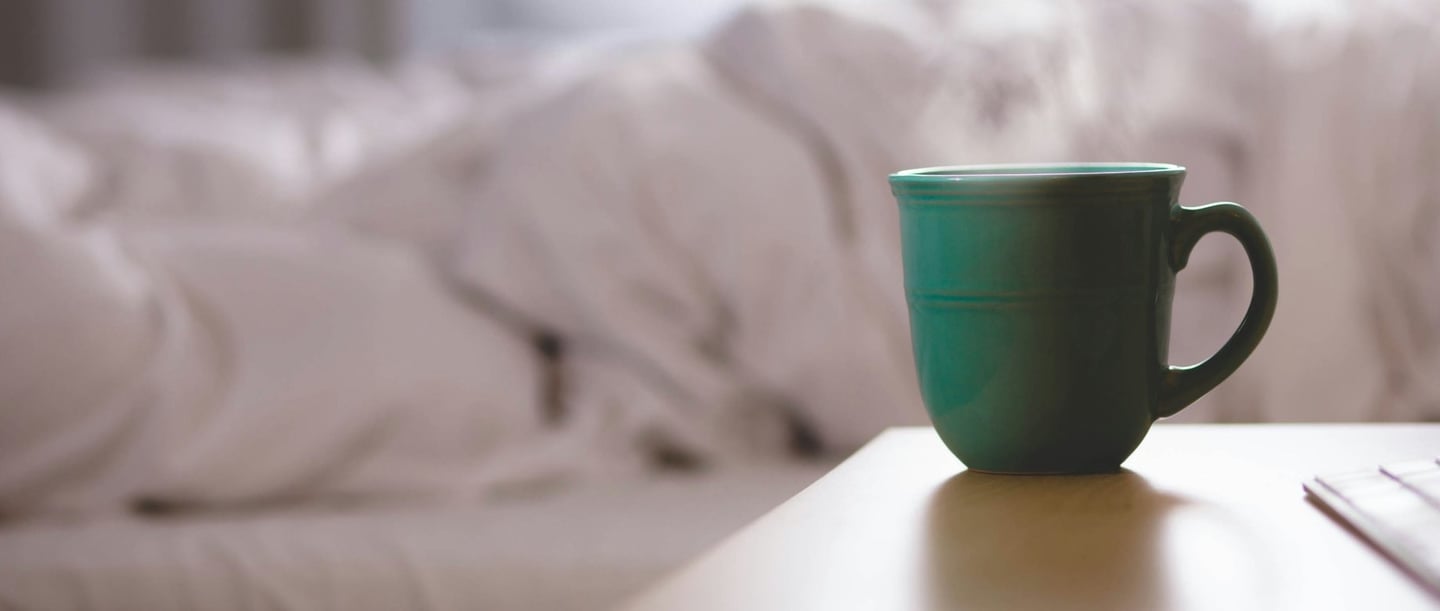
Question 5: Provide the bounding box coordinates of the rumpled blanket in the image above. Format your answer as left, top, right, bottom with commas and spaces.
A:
1, 0, 1437, 518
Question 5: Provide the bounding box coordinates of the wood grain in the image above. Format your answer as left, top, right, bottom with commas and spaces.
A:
624, 424, 1440, 611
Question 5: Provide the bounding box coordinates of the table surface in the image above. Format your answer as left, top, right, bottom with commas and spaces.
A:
624, 424, 1440, 611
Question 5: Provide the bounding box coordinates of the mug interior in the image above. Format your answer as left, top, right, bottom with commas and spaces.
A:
892, 163, 1184, 179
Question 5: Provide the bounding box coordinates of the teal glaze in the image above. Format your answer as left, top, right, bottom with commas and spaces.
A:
890, 163, 1277, 474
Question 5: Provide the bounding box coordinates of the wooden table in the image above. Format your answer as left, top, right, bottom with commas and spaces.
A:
625, 424, 1440, 610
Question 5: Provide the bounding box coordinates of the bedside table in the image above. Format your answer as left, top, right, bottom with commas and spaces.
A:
625, 425, 1440, 610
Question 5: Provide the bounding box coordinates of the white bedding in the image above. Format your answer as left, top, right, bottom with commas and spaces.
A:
0, 462, 832, 611
0, 0, 1437, 562
0, 47, 610, 517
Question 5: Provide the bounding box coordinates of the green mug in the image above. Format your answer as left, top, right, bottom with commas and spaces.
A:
890, 163, 1277, 474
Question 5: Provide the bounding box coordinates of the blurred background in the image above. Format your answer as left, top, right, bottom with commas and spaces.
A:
0, 0, 1437, 609
0, 0, 748, 86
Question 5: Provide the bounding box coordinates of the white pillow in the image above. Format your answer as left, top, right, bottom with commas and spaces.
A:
37, 60, 475, 221
127, 223, 546, 508
0, 104, 159, 517
0, 212, 548, 516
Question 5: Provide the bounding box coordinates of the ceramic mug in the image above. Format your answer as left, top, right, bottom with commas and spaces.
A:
890, 163, 1277, 474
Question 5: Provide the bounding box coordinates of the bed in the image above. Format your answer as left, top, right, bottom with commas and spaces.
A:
0, 463, 831, 610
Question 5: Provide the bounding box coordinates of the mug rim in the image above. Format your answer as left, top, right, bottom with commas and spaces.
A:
890, 162, 1186, 182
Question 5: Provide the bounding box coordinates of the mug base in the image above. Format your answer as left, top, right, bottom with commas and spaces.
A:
963, 464, 1124, 476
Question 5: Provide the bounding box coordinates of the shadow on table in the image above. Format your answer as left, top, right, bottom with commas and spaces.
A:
925, 469, 1189, 610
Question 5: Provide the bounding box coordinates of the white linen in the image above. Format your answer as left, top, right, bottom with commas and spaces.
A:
0, 462, 831, 611
1, 0, 1438, 519
0, 108, 165, 517
0, 214, 548, 516
0, 49, 608, 517
702, 0, 1437, 423
40, 53, 510, 219
450, 0, 1440, 442
449, 45, 928, 461
1238, 0, 1440, 421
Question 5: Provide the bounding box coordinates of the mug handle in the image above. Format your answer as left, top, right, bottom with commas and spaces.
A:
1155, 202, 1278, 418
